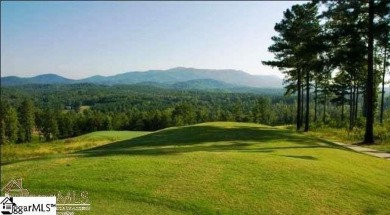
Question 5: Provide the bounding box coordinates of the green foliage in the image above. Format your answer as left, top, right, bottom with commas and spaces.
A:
309, 120, 390, 152
0, 84, 299, 144
42, 108, 59, 141
172, 103, 196, 126
57, 112, 75, 139
263, 2, 325, 131
17, 99, 35, 142
262, 0, 390, 143
0, 82, 388, 146
2, 104, 19, 143
252, 97, 272, 125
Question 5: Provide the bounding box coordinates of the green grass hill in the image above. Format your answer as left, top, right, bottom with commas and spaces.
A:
1, 122, 389, 214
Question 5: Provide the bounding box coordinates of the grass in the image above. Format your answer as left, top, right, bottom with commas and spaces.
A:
1, 131, 150, 163
1, 122, 390, 214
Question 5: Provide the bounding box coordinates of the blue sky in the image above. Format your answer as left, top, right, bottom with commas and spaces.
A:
1, 1, 304, 79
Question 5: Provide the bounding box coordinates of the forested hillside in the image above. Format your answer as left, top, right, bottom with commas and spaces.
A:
1, 83, 389, 144
0, 84, 292, 143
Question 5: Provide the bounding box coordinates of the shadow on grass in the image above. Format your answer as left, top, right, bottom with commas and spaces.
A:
278, 155, 318, 160
77, 125, 351, 158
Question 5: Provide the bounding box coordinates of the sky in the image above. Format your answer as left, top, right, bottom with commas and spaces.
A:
1, 1, 305, 79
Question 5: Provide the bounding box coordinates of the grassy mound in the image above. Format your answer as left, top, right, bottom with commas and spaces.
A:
1, 122, 389, 214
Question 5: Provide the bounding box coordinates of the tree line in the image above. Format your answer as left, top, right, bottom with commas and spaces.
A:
1, 83, 389, 144
0, 84, 297, 143
263, 0, 390, 143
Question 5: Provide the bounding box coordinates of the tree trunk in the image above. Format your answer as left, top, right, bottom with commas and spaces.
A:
305, 69, 310, 132
350, 84, 354, 130
364, 0, 374, 143
297, 69, 302, 130
355, 83, 359, 121
341, 91, 345, 122
323, 92, 327, 123
380, 45, 387, 124
301, 80, 304, 127
314, 81, 318, 122
352, 83, 356, 125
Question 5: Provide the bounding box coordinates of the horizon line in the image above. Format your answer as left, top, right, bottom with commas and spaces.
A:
1, 67, 282, 79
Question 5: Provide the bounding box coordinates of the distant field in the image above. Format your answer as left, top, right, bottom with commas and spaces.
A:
1, 122, 389, 214
62, 105, 91, 113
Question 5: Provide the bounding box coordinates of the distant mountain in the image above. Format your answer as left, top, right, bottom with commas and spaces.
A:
172, 79, 238, 90
1, 74, 75, 86
78, 67, 282, 88
1, 67, 283, 88
1, 76, 30, 86
80, 75, 106, 83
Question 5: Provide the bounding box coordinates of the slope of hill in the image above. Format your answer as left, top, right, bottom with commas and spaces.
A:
2, 122, 389, 214
1, 76, 30, 85
1, 67, 283, 88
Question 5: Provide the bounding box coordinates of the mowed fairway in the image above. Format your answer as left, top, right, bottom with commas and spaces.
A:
1, 122, 390, 214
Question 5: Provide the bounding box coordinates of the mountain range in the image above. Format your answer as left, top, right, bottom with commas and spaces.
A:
1, 67, 283, 88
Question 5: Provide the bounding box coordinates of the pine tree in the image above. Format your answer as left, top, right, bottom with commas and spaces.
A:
364, 0, 375, 143
321, 0, 368, 130
42, 108, 59, 141
376, 0, 390, 124
263, 2, 322, 131
1, 104, 20, 143
18, 99, 35, 143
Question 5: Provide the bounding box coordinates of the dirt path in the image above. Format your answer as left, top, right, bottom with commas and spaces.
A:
332, 142, 390, 160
